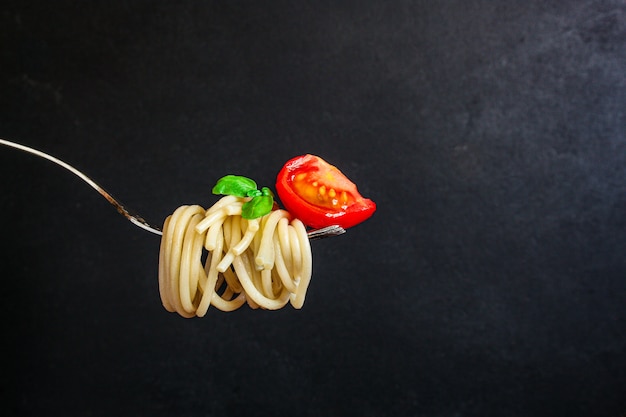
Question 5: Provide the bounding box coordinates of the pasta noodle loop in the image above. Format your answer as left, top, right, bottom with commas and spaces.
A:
158, 197, 313, 317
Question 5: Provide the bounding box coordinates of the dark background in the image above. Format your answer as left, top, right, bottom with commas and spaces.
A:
1, 1, 625, 416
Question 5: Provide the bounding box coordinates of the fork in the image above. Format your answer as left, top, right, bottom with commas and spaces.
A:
0, 138, 345, 240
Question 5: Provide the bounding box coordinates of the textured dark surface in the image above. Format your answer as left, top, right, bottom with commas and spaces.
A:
1, 1, 625, 416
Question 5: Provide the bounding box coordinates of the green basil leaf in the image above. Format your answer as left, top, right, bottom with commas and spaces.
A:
246, 189, 262, 198
212, 175, 258, 197
260, 186, 274, 197
242, 195, 274, 219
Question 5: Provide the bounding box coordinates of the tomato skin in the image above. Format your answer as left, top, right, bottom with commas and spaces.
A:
275, 154, 376, 229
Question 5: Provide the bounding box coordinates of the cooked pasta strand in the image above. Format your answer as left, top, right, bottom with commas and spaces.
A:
158, 197, 313, 316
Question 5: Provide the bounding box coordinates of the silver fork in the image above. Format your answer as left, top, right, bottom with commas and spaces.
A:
0, 138, 345, 240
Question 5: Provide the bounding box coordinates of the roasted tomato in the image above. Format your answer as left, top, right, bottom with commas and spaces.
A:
275, 154, 376, 229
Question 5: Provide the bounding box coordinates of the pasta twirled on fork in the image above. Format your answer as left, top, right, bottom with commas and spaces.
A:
158, 196, 312, 317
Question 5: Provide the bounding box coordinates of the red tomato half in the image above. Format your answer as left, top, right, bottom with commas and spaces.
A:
275, 154, 376, 229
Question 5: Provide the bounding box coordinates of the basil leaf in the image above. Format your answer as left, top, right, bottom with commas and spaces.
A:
260, 186, 274, 197
212, 175, 258, 197
212, 175, 275, 218
242, 195, 274, 219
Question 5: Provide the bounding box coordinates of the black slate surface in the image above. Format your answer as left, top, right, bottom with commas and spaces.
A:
1, 1, 625, 416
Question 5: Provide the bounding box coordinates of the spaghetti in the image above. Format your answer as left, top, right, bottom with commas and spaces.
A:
158, 195, 312, 317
